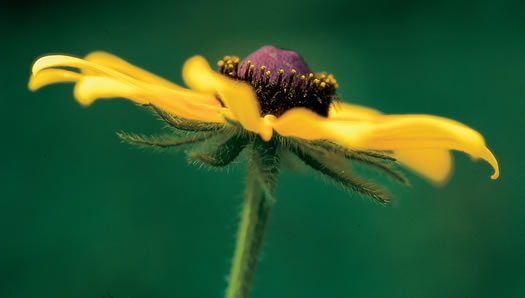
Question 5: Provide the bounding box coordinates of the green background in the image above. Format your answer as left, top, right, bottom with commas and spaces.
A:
2, 0, 524, 297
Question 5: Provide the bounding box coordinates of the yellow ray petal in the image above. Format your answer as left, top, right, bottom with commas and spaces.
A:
182, 55, 265, 135
329, 101, 382, 121
269, 108, 336, 140
30, 55, 225, 122
28, 69, 81, 91
333, 115, 499, 180
32, 55, 133, 84
395, 149, 453, 185
346, 115, 499, 179
72, 76, 225, 122
140, 82, 226, 122
271, 108, 499, 180
84, 51, 185, 90
73, 76, 147, 106
32, 55, 221, 107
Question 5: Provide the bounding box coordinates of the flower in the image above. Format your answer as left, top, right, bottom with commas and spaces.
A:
28, 45, 499, 202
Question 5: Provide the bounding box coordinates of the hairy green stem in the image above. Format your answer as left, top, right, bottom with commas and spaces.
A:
225, 137, 280, 298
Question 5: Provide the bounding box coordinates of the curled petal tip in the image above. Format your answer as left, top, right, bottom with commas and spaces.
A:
479, 147, 499, 180
31, 57, 45, 74
28, 69, 81, 92
31, 55, 62, 74
28, 75, 39, 91
461, 145, 499, 180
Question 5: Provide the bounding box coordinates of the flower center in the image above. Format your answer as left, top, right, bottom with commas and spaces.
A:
217, 46, 338, 117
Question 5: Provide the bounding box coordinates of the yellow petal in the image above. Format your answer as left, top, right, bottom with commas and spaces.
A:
73, 76, 225, 121
394, 149, 453, 185
84, 51, 185, 90
73, 76, 147, 106
345, 115, 499, 179
270, 108, 336, 140
28, 69, 81, 91
331, 115, 499, 180
271, 108, 499, 180
30, 54, 226, 122
139, 82, 227, 122
182, 56, 265, 135
32, 55, 133, 84
329, 101, 382, 121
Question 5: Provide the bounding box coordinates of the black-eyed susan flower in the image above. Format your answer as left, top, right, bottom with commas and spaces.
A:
29, 45, 499, 298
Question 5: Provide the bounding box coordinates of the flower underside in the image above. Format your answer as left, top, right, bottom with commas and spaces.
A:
216, 55, 338, 117
118, 105, 406, 204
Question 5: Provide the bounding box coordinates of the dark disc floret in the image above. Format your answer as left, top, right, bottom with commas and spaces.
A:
217, 46, 339, 117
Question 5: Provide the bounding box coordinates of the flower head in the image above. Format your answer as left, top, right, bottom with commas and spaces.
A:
29, 46, 499, 202
218, 46, 337, 119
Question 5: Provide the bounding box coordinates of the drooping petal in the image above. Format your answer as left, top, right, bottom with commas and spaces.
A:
74, 76, 225, 121
139, 82, 227, 122
30, 54, 226, 122
84, 51, 186, 90
32, 55, 221, 107
73, 76, 147, 106
343, 115, 499, 180
394, 149, 453, 185
182, 56, 267, 136
271, 108, 499, 181
32, 55, 133, 83
28, 69, 82, 91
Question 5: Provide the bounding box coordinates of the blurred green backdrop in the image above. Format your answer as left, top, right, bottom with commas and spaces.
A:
1, 0, 523, 297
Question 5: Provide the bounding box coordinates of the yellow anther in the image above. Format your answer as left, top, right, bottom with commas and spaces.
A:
233, 57, 240, 63
226, 59, 233, 65
249, 64, 255, 70
313, 79, 320, 85
320, 82, 326, 88
264, 70, 271, 83
291, 69, 296, 74
335, 83, 339, 89
224, 56, 231, 61
217, 60, 225, 67
297, 75, 306, 88
258, 66, 266, 83
279, 69, 284, 74
308, 73, 314, 78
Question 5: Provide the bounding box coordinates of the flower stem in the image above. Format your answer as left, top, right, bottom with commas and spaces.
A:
225, 137, 280, 298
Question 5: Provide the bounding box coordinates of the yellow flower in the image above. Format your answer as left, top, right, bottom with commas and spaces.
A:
28, 46, 502, 298
28, 46, 499, 187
